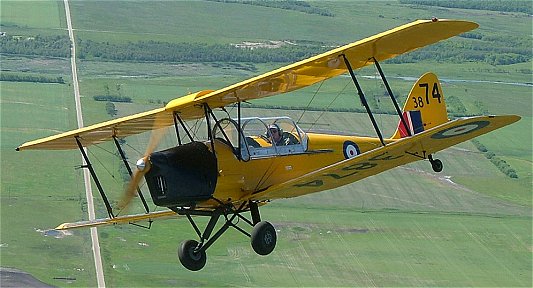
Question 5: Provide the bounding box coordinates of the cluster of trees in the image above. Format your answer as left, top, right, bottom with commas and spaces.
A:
93, 95, 132, 102
147, 99, 167, 105
389, 38, 531, 66
445, 96, 468, 116
0, 73, 65, 84
471, 139, 518, 178
118, 162, 132, 184
77, 39, 326, 63
399, 0, 532, 14
473, 99, 489, 115
0, 35, 70, 58
464, 66, 532, 76
207, 0, 334, 16
105, 102, 117, 116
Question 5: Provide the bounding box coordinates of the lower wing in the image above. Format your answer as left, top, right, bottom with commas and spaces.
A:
252, 115, 520, 201
55, 210, 178, 230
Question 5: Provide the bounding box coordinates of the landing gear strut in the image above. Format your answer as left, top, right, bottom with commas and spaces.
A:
174, 201, 276, 271
428, 154, 443, 172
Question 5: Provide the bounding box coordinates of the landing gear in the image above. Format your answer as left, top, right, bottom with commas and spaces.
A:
178, 239, 207, 271
173, 201, 276, 271
428, 154, 443, 172
251, 221, 277, 255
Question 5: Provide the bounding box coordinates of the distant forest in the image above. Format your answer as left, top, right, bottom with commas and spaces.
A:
0, 72, 65, 84
76, 39, 328, 63
205, 0, 334, 16
0, 35, 70, 58
399, 0, 533, 14
390, 33, 531, 66
1, 0, 531, 66
1, 34, 530, 67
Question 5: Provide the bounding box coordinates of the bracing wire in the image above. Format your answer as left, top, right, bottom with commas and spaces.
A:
92, 142, 119, 156
296, 79, 325, 125
123, 142, 142, 160
309, 80, 351, 131
87, 148, 121, 184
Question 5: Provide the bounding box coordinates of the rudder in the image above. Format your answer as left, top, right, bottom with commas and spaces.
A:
392, 72, 448, 139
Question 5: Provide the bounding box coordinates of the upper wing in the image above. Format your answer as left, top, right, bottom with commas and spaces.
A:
190, 19, 478, 108
17, 19, 477, 151
17, 107, 170, 150
250, 115, 520, 201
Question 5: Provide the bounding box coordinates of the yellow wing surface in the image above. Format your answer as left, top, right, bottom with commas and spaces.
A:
251, 115, 520, 201
17, 19, 478, 151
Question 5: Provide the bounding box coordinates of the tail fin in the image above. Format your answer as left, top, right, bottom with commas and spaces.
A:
391, 72, 448, 139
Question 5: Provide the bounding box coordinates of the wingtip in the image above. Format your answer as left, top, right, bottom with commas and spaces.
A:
55, 223, 68, 230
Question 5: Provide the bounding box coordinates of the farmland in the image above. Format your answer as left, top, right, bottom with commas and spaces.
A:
1, 0, 531, 287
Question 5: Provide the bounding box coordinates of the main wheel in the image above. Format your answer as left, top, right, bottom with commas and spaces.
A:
431, 159, 443, 173
251, 221, 277, 255
178, 239, 207, 271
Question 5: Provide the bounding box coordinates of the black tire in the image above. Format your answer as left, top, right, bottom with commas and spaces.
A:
431, 159, 443, 173
251, 221, 277, 256
178, 239, 207, 271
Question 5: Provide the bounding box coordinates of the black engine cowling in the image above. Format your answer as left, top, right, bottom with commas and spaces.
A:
145, 142, 217, 207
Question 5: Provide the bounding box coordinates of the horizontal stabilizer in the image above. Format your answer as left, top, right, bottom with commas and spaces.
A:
55, 210, 178, 230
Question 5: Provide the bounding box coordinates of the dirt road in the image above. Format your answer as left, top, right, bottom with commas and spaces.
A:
63, 0, 106, 287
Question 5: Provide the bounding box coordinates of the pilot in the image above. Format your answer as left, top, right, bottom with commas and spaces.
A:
268, 124, 299, 146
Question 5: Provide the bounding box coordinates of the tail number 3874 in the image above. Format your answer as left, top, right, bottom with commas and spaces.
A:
413, 82, 442, 108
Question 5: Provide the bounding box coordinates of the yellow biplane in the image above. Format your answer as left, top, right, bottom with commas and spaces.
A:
17, 19, 519, 271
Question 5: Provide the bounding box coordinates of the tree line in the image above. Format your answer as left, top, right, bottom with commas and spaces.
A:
471, 139, 518, 178
0, 72, 65, 84
206, 0, 334, 16
0, 35, 70, 58
76, 36, 530, 66
2, 35, 529, 66
399, 0, 532, 14
77, 39, 327, 63
93, 95, 132, 102
389, 35, 531, 66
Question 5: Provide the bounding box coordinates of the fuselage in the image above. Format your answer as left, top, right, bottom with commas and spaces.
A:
144, 116, 397, 209
210, 131, 392, 204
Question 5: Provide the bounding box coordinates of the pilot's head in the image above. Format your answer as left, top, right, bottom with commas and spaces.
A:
268, 124, 282, 142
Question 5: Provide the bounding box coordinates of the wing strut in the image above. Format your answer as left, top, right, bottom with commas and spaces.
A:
172, 112, 182, 146
75, 137, 115, 218
237, 101, 242, 160
173, 112, 194, 144
203, 104, 216, 156
341, 54, 386, 146
205, 103, 240, 157
112, 136, 150, 214
373, 58, 411, 137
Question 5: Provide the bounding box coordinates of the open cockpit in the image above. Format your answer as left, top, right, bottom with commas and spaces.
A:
212, 116, 308, 161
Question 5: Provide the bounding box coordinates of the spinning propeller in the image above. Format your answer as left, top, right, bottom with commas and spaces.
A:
118, 116, 168, 211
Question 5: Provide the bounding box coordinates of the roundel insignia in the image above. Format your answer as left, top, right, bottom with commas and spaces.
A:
343, 141, 360, 159
431, 121, 490, 139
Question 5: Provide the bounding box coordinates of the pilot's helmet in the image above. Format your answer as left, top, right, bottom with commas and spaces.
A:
268, 123, 281, 135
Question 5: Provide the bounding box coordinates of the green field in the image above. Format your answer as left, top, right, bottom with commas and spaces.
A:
0, 82, 97, 286
1, 1, 531, 287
